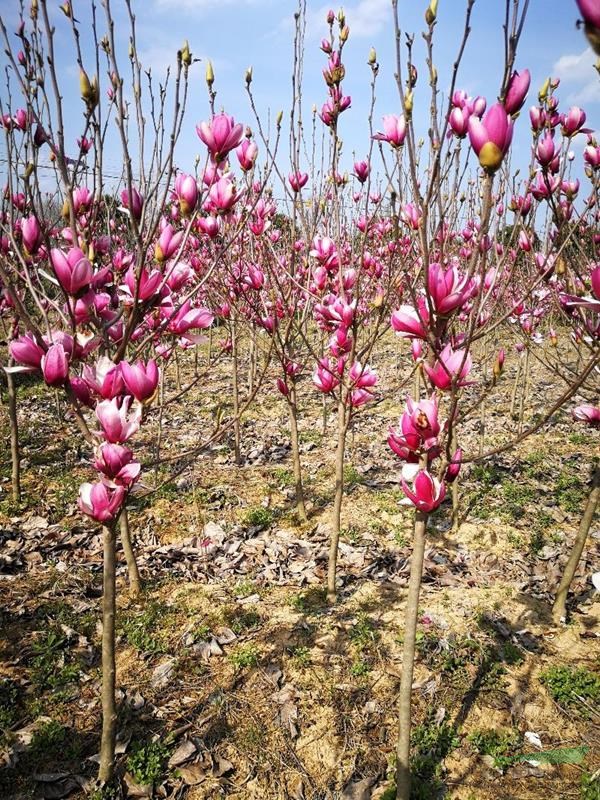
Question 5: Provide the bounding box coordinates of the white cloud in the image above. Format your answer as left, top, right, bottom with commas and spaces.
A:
553, 47, 600, 104
296, 0, 391, 40
153, 0, 255, 10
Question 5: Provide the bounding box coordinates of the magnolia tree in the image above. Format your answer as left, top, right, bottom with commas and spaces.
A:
1, 0, 600, 794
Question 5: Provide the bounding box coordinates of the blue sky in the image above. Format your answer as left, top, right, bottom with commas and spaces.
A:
0, 0, 598, 195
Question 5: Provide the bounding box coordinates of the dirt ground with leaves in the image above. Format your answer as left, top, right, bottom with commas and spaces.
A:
1, 333, 599, 800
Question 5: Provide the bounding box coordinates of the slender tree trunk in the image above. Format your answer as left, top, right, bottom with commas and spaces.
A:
154, 368, 165, 482
327, 402, 348, 602
99, 522, 117, 783
518, 348, 530, 435
509, 356, 522, 419
395, 510, 428, 800
450, 431, 460, 534
288, 390, 307, 521
552, 466, 600, 624
119, 509, 141, 598
7, 367, 21, 504
231, 317, 241, 465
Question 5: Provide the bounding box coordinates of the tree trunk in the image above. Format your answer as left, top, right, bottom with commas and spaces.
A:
231, 317, 241, 465
99, 523, 118, 783
7, 367, 21, 504
119, 509, 141, 598
327, 401, 348, 602
395, 510, 428, 800
288, 390, 307, 521
552, 466, 600, 624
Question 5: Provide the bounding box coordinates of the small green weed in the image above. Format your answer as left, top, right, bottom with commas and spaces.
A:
222, 606, 262, 634
540, 665, 600, 715
555, 467, 586, 514
120, 601, 175, 655
349, 613, 379, 652
29, 720, 83, 761
582, 772, 600, 800
228, 644, 259, 669
411, 717, 459, 799
468, 728, 521, 770
126, 739, 172, 787
343, 464, 364, 489
350, 657, 371, 677
29, 628, 81, 692
290, 646, 311, 667
243, 507, 274, 528
289, 587, 327, 614
270, 468, 295, 488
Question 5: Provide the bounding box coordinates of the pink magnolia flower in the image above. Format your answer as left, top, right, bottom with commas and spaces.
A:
121, 359, 159, 402
424, 343, 473, 391
208, 176, 241, 213
288, 172, 309, 192
155, 223, 184, 262
123, 265, 162, 301
196, 113, 244, 162
373, 114, 406, 148
349, 361, 377, 390
22, 215, 43, 255
427, 262, 472, 315
72, 186, 93, 215
577, 0, 600, 29
591, 264, 600, 300
561, 106, 588, 137
41, 343, 69, 386
401, 470, 446, 513
468, 103, 513, 172
535, 132, 557, 168
9, 332, 45, 369
83, 356, 124, 399
174, 173, 198, 215
313, 357, 340, 393
572, 404, 600, 425
94, 443, 141, 487
391, 301, 430, 339
445, 448, 462, 482
163, 299, 214, 335
400, 395, 441, 450
197, 215, 221, 238
449, 105, 471, 138
353, 160, 370, 183
401, 203, 422, 230
96, 396, 141, 443
50, 247, 93, 295
236, 139, 258, 172
504, 69, 530, 115
78, 481, 126, 523
120, 187, 144, 220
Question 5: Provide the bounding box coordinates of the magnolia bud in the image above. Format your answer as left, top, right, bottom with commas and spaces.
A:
538, 76, 550, 102
205, 60, 214, 86
405, 90, 414, 116
425, 0, 438, 25
276, 109, 283, 126
79, 69, 93, 102
368, 47, 377, 65
245, 66, 253, 85
340, 25, 349, 42
181, 40, 191, 66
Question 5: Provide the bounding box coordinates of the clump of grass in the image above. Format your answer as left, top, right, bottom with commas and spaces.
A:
468, 728, 521, 770
243, 507, 274, 528
540, 665, 600, 715
126, 738, 172, 787
228, 644, 260, 669
410, 716, 459, 799
343, 464, 364, 489
119, 600, 176, 655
